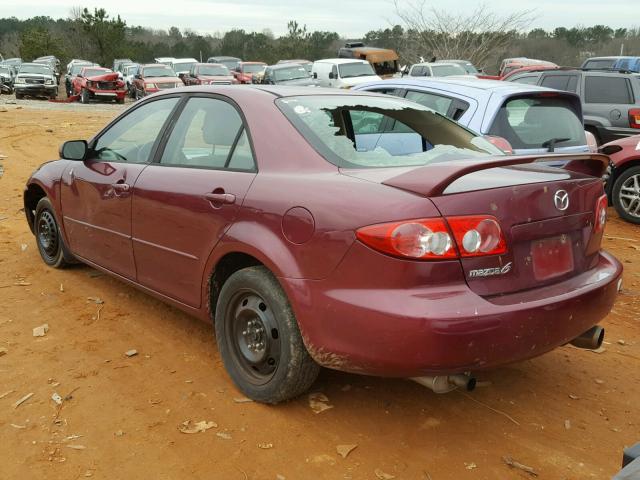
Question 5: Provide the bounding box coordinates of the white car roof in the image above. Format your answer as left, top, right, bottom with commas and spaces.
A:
314, 58, 369, 65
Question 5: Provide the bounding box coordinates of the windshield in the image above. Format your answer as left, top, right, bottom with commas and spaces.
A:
83, 69, 111, 78
198, 65, 230, 76
19, 64, 52, 75
338, 62, 376, 79
488, 96, 586, 150
431, 64, 467, 77
462, 63, 479, 74
242, 64, 265, 74
143, 66, 176, 77
274, 66, 309, 82
173, 62, 196, 72
218, 59, 240, 70
277, 95, 502, 169
71, 64, 91, 75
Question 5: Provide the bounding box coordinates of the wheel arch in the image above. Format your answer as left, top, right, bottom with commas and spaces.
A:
611, 158, 640, 187
24, 182, 49, 234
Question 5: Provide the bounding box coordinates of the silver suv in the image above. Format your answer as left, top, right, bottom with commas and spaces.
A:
14, 63, 58, 100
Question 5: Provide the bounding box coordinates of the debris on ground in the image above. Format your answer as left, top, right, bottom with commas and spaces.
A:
125, 349, 138, 358
216, 432, 232, 440
258, 442, 274, 449
594, 378, 605, 385
14, 281, 31, 286
51, 392, 63, 405
502, 456, 538, 476
465, 462, 478, 470
33, 324, 49, 337
20, 244, 27, 252
87, 296, 104, 304
10, 423, 26, 429
0, 390, 15, 399
336, 444, 358, 458
0, 347, 7, 357
564, 419, 571, 430
114, 430, 124, 437
617, 339, 626, 346
591, 347, 606, 354
66, 445, 86, 450
308, 392, 333, 414
374, 468, 396, 479
13, 392, 34, 409
59, 284, 64, 292
568, 394, 579, 400
233, 397, 254, 404
178, 420, 217, 434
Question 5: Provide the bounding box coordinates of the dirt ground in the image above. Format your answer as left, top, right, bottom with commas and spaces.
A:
0, 103, 638, 480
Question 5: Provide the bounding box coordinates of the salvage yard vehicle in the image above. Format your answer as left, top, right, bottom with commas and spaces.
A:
312, 59, 381, 88
407, 61, 470, 78
207, 56, 242, 71
338, 42, 399, 77
355, 77, 593, 156
277, 59, 313, 74
14, 62, 57, 99
170, 58, 198, 81
436, 59, 480, 74
232, 61, 267, 84
33, 55, 61, 83
600, 134, 640, 224
581, 56, 640, 73
24, 86, 622, 403
72, 66, 126, 104
122, 63, 140, 97
182, 63, 235, 86
259, 63, 317, 86
507, 69, 640, 145
0, 64, 15, 93
132, 64, 182, 99
65, 61, 95, 97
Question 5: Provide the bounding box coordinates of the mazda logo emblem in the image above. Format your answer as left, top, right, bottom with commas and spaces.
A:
554, 190, 569, 211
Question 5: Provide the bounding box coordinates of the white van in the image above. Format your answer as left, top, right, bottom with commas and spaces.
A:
312, 59, 381, 88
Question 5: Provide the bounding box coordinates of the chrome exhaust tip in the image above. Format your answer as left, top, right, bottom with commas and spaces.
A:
411, 374, 477, 394
570, 325, 605, 350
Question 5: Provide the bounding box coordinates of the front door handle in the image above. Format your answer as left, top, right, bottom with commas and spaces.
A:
112, 182, 130, 192
204, 192, 236, 205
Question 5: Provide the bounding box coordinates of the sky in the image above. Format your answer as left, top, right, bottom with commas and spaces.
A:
2, 0, 638, 37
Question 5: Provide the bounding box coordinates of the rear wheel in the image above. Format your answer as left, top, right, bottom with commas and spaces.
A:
80, 88, 89, 104
214, 266, 320, 403
15, 92, 23, 100
612, 166, 640, 224
34, 197, 73, 267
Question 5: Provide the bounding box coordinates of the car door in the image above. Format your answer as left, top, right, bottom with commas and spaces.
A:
132, 95, 257, 308
60, 96, 181, 279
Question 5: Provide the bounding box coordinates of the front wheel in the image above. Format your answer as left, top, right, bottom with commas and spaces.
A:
612, 166, 640, 224
80, 88, 89, 104
214, 266, 320, 404
34, 197, 73, 267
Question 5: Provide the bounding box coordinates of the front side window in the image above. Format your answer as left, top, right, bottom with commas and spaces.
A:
277, 95, 502, 169
198, 65, 230, 76
409, 66, 429, 77
160, 97, 255, 170
93, 97, 179, 163
540, 75, 578, 92
488, 96, 585, 149
511, 74, 540, 85
584, 76, 633, 104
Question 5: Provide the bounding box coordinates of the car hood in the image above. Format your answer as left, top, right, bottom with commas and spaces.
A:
340, 75, 382, 86
145, 76, 181, 84
276, 77, 319, 86
86, 72, 119, 82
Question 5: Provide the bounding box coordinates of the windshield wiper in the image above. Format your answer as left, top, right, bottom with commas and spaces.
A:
542, 137, 571, 152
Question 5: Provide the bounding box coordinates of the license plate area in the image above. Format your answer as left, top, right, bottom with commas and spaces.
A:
531, 234, 574, 281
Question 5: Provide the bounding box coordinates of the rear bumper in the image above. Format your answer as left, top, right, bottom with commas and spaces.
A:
284, 247, 622, 377
596, 125, 639, 144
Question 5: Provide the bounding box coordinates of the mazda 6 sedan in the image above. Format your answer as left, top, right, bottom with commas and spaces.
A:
24, 86, 623, 403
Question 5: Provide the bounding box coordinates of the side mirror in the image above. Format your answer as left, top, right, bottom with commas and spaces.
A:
60, 140, 88, 161
328, 72, 335, 80
313, 72, 317, 79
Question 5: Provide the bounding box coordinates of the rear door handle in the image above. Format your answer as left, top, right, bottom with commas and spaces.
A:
204, 192, 236, 205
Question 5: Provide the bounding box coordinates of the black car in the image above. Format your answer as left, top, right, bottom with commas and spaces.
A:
507, 68, 640, 144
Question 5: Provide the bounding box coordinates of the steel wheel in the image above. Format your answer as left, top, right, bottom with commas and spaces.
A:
618, 173, 640, 218
37, 209, 60, 263
225, 289, 281, 385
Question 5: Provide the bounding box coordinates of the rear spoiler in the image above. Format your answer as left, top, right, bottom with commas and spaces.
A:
382, 154, 609, 197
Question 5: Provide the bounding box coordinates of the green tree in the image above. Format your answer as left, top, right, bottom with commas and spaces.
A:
79, 7, 126, 67
19, 26, 64, 60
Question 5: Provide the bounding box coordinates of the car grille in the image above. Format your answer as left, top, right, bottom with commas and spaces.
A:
157, 83, 178, 89
25, 77, 45, 84
210, 81, 232, 85
97, 81, 117, 90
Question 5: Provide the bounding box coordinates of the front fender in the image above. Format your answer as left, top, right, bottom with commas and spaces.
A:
24, 159, 72, 235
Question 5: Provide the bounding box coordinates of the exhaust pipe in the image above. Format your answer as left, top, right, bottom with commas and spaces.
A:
570, 325, 605, 350
411, 374, 477, 394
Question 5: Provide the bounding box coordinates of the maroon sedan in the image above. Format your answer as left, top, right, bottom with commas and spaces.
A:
601, 134, 640, 224
24, 86, 622, 403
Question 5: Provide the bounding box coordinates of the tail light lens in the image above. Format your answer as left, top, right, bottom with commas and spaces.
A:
594, 194, 608, 233
356, 219, 457, 260
629, 108, 640, 129
484, 135, 514, 154
447, 216, 507, 257
356, 215, 507, 260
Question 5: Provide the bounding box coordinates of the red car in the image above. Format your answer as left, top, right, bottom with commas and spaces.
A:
24, 86, 622, 403
232, 61, 266, 84
132, 64, 182, 99
72, 66, 126, 104
182, 63, 236, 86
601, 134, 640, 224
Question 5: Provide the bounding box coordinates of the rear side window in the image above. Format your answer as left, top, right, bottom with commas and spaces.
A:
540, 75, 578, 92
409, 66, 430, 77
584, 76, 634, 104
488, 96, 586, 150
583, 59, 616, 70
405, 90, 453, 116
511, 75, 540, 85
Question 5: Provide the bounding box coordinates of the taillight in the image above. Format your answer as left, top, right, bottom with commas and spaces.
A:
484, 135, 514, 154
594, 194, 607, 232
356, 215, 507, 260
629, 108, 640, 129
447, 216, 507, 257
356, 218, 457, 260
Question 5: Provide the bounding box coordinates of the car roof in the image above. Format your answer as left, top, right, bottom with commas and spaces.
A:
373, 76, 559, 94
209, 56, 241, 60
196, 62, 226, 67
314, 58, 369, 65
269, 63, 306, 70
172, 58, 198, 62
20, 62, 51, 68
412, 62, 462, 67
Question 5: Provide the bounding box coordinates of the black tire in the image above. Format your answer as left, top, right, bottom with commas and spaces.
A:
215, 266, 320, 404
80, 88, 89, 104
15, 92, 23, 100
34, 197, 74, 268
116, 97, 124, 105
612, 166, 640, 224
